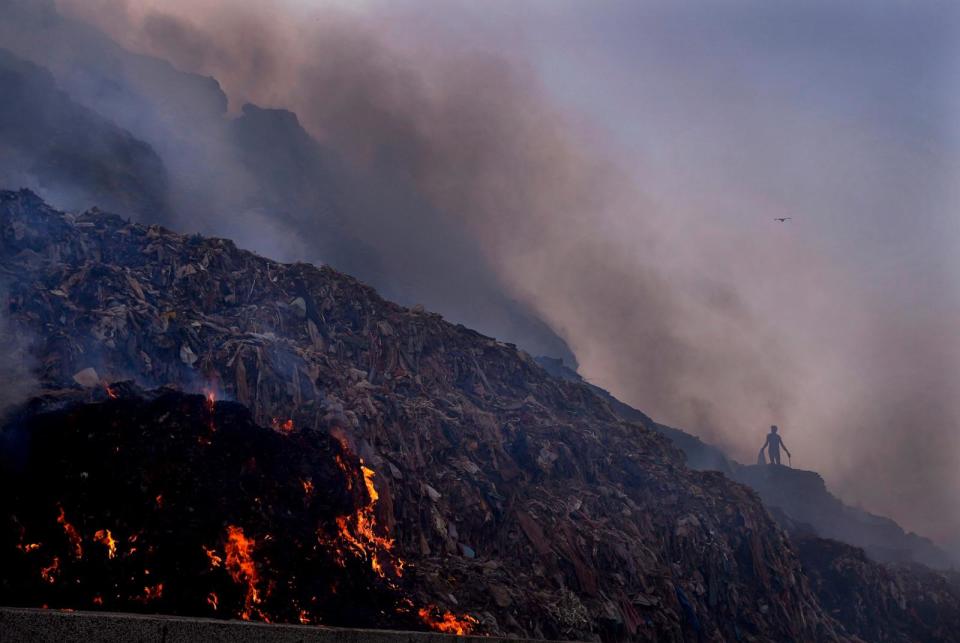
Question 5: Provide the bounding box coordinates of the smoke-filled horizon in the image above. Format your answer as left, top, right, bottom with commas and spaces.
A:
4, 0, 958, 552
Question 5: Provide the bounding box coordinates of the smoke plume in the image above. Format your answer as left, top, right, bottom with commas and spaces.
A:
1, 0, 957, 555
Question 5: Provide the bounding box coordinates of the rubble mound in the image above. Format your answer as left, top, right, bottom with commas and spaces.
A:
732, 464, 954, 569
0, 189, 846, 641
537, 358, 958, 572
795, 536, 960, 642
0, 384, 421, 629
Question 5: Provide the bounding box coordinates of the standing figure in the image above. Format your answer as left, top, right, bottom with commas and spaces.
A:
761, 425, 791, 466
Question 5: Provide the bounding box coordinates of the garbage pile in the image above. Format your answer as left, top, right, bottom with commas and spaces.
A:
0, 384, 426, 630
0, 189, 868, 640
795, 535, 960, 642
732, 463, 955, 570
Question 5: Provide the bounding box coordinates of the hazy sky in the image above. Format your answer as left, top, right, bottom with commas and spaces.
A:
56, 0, 960, 550
374, 0, 960, 546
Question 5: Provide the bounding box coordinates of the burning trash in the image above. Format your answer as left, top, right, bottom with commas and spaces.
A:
223, 525, 263, 621
56, 507, 82, 559
331, 460, 404, 579
92, 530, 117, 559
419, 606, 480, 636
0, 387, 431, 631
39, 557, 59, 584
11, 190, 951, 641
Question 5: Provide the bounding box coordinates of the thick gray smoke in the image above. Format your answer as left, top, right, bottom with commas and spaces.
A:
0, 0, 957, 555
0, 0, 579, 364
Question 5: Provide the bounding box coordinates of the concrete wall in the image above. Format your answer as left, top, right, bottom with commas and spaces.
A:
0, 608, 527, 643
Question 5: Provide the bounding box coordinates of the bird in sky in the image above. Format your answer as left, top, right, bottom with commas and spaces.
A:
774, 217, 792, 223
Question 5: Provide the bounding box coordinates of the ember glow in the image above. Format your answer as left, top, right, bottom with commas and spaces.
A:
1, 384, 436, 632
127, 532, 140, 555
203, 545, 223, 568
40, 557, 60, 584
15, 524, 40, 553
224, 525, 264, 621
203, 390, 217, 435
136, 583, 164, 603
56, 506, 82, 558
93, 529, 117, 559
334, 455, 353, 491
271, 417, 294, 433
418, 606, 479, 636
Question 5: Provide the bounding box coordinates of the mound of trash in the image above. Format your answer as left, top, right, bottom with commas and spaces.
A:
795, 535, 960, 642
0, 384, 429, 630
0, 188, 927, 641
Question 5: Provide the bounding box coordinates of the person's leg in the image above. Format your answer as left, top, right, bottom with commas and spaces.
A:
770, 450, 780, 465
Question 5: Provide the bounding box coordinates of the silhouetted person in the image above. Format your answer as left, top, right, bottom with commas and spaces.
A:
761, 425, 791, 465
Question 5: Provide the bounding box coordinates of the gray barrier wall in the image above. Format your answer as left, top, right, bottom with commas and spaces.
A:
0, 608, 532, 643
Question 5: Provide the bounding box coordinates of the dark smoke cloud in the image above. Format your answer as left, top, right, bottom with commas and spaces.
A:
0, 0, 956, 555
0, 46, 170, 218
1, 0, 579, 364
540, 0, 960, 552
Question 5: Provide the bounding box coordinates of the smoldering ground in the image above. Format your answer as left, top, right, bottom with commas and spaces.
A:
4, 0, 958, 556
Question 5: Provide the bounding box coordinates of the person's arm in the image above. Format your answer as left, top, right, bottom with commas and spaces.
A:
780, 439, 790, 457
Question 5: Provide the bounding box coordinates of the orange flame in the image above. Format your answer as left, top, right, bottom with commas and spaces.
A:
224, 525, 263, 620
104, 384, 119, 399
93, 529, 116, 559
56, 506, 83, 558
93, 595, 103, 606
203, 545, 222, 568
334, 455, 353, 490
418, 607, 479, 636
271, 417, 294, 433
126, 532, 140, 556
299, 609, 311, 624
301, 479, 314, 496
207, 592, 219, 611
40, 556, 60, 584
135, 583, 163, 603
201, 390, 218, 438
362, 465, 379, 504
15, 523, 41, 553
332, 459, 403, 578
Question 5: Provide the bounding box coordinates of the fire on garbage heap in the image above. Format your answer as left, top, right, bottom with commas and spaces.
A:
0, 384, 460, 630
0, 189, 958, 642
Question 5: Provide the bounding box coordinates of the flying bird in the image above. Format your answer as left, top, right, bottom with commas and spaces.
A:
774, 217, 792, 223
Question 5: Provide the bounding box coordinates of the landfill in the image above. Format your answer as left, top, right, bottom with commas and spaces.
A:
1, 189, 957, 641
